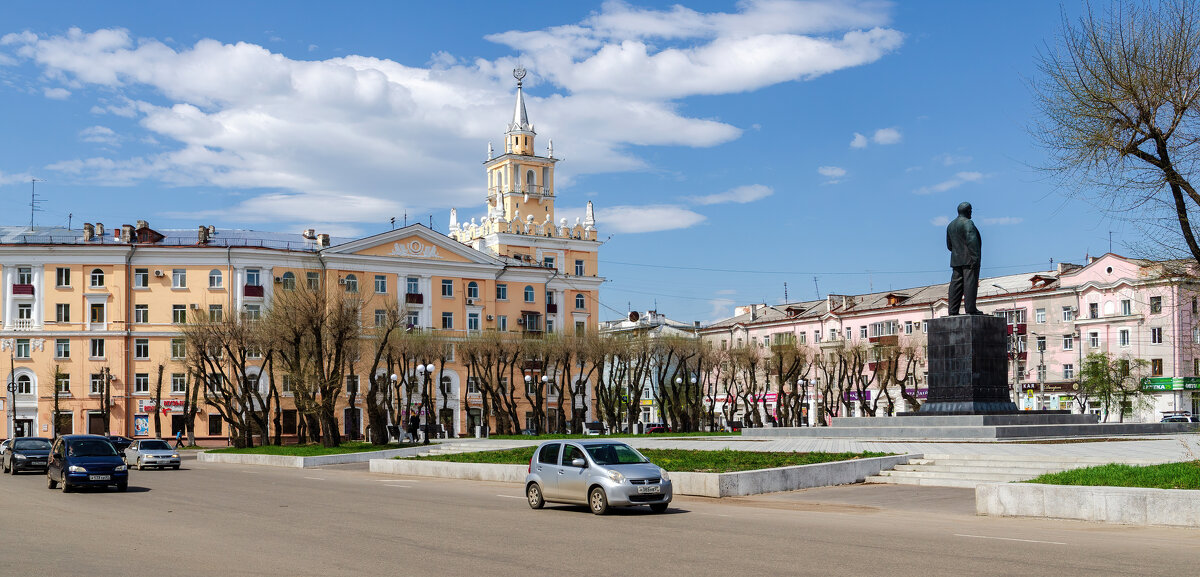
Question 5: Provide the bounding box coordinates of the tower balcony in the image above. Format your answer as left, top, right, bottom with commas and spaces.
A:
489, 185, 552, 197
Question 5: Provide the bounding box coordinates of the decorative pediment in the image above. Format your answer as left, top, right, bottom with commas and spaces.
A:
323, 225, 503, 266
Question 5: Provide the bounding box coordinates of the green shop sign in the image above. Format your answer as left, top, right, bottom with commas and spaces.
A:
1140, 377, 1200, 391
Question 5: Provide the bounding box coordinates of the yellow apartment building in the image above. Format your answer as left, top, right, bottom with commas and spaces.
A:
0, 69, 603, 442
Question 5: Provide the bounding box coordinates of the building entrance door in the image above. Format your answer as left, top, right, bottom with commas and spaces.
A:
13, 419, 32, 437
343, 408, 361, 440
87, 412, 105, 434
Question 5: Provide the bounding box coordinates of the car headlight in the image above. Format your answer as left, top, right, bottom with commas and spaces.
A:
114, 465, 127, 472
14, 454, 26, 460
660, 468, 670, 482
607, 470, 625, 484
171, 454, 179, 459
67, 465, 87, 473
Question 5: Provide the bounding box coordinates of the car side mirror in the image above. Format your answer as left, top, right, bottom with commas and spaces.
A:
571, 458, 586, 468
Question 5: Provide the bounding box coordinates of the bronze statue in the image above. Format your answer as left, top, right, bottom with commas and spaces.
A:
946, 201, 982, 315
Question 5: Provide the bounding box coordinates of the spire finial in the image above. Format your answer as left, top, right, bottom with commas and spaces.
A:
513, 67, 526, 86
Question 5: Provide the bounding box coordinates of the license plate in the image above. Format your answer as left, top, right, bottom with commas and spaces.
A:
88, 474, 111, 481
637, 485, 661, 494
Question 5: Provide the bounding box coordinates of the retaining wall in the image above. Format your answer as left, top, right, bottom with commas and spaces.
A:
199, 445, 429, 468
976, 482, 1200, 528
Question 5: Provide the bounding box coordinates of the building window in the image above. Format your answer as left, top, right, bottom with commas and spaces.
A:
1088, 302, 1099, 319
1151, 358, 1164, 376
56, 303, 70, 323
171, 338, 186, 359
1119, 329, 1130, 347
1121, 299, 1132, 316
575, 293, 585, 310
798, 332, 806, 344
405, 311, 420, 328
1062, 335, 1073, 351
56, 374, 70, 394
281, 272, 296, 290
90, 303, 105, 323
1035, 336, 1046, 352
55, 338, 69, 359
467, 281, 479, 299
56, 267, 70, 287
208, 415, 222, 436
209, 304, 223, 322
498, 315, 508, 332
171, 373, 186, 394
134, 304, 149, 324
406, 276, 419, 295
1035, 308, 1045, 323
1089, 331, 1099, 348
281, 375, 293, 394
524, 285, 535, 303
90, 268, 104, 287
546, 319, 555, 334
1150, 296, 1162, 314
440, 376, 452, 396
134, 338, 149, 359
468, 312, 480, 332
173, 305, 187, 324
441, 312, 454, 329
134, 373, 149, 394
307, 272, 320, 290
467, 377, 480, 395
343, 274, 358, 293
1062, 306, 1074, 321
90, 374, 105, 395
496, 283, 508, 301
375, 275, 387, 293
374, 309, 387, 326
11, 375, 30, 395
134, 268, 149, 288
171, 268, 186, 289
1063, 364, 1075, 380
246, 269, 261, 287
14, 339, 30, 359
441, 279, 453, 297
90, 338, 105, 359
575, 321, 585, 334
1036, 365, 1047, 382
208, 269, 223, 289
543, 256, 555, 269
244, 304, 261, 320
16, 304, 31, 324
905, 321, 914, 335
1151, 327, 1163, 344
345, 375, 359, 396
870, 320, 899, 337
575, 259, 585, 276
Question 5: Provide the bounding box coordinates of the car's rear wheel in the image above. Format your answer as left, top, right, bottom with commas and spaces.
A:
172, 465, 180, 470
589, 487, 609, 515
8, 463, 16, 475
61, 481, 72, 493
650, 503, 668, 513
526, 483, 545, 509
47, 475, 57, 490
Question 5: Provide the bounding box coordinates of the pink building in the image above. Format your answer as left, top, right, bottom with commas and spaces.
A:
701, 254, 1200, 424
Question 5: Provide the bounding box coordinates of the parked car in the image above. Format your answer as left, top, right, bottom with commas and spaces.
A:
106, 435, 134, 453
525, 440, 672, 515
582, 422, 605, 436
1161, 415, 1193, 423
124, 439, 181, 470
46, 434, 128, 492
645, 425, 669, 434
2, 437, 52, 474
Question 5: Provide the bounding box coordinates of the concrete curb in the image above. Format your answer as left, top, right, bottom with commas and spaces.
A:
976, 482, 1200, 527
368, 453, 920, 497
198, 445, 430, 468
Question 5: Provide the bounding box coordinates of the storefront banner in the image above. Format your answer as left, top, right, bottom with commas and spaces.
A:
137, 399, 186, 413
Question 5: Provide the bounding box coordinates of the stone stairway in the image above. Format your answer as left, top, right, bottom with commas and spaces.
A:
864, 453, 1161, 488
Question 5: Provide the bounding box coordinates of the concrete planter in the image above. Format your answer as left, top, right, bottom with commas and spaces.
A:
976, 482, 1200, 527
199, 445, 429, 468
369, 453, 919, 497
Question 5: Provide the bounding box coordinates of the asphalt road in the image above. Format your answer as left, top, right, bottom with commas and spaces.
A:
0, 455, 1196, 577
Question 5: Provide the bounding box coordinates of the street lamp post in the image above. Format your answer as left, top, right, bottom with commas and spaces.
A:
415, 364, 435, 445
541, 375, 551, 432
388, 373, 398, 441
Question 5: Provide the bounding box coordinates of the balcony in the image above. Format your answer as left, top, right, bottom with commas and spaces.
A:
1006, 323, 1027, 335
243, 285, 264, 298
405, 293, 424, 304
546, 303, 558, 314
1008, 351, 1029, 361
12, 284, 34, 296
12, 319, 33, 331
868, 335, 899, 346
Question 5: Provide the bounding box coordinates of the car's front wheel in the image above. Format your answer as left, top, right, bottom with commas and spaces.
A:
47, 475, 57, 490
136, 457, 144, 471
526, 483, 545, 509
589, 487, 609, 515
650, 503, 668, 513
116, 482, 128, 492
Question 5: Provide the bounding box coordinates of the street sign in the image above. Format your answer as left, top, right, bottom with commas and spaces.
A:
1140, 377, 1200, 391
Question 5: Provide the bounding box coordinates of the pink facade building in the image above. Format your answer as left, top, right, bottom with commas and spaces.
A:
701, 254, 1200, 424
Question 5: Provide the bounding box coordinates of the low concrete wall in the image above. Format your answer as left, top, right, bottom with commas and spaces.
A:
369, 453, 918, 497
976, 482, 1200, 528
199, 445, 429, 468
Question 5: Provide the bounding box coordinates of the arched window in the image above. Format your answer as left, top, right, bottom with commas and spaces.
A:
526, 169, 536, 191
524, 285, 535, 303
16, 374, 31, 395
575, 293, 585, 310
344, 274, 358, 293
281, 271, 296, 290
467, 281, 479, 299
90, 268, 104, 287
209, 269, 223, 289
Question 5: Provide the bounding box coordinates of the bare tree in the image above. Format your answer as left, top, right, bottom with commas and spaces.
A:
1034, 0, 1200, 261
152, 363, 165, 438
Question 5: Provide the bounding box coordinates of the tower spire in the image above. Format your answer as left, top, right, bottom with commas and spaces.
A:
510, 67, 530, 132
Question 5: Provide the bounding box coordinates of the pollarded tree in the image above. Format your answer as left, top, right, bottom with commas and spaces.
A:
1034, 0, 1200, 261
765, 337, 814, 427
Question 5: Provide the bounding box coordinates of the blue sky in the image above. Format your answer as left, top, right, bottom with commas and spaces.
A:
0, 1, 1129, 323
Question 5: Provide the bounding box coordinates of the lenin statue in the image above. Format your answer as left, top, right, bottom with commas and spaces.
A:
947, 202, 982, 315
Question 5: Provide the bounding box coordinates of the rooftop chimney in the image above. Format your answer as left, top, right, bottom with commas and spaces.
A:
95, 223, 105, 238
198, 225, 210, 245
120, 224, 134, 244
302, 228, 316, 240
83, 223, 94, 242
136, 219, 148, 230
317, 233, 331, 248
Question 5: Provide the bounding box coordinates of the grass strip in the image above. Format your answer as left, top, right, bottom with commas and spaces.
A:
1026, 461, 1200, 490
409, 447, 889, 473
208, 441, 417, 456
487, 432, 739, 440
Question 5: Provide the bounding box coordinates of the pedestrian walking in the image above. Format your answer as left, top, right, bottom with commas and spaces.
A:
174, 429, 184, 449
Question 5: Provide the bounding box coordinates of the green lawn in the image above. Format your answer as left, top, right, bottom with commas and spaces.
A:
410, 447, 889, 473
487, 431, 739, 440
1026, 461, 1200, 490
207, 441, 417, 456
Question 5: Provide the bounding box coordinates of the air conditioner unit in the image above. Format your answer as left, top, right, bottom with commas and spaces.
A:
486, 314, 494, 321
274, 276, 283, 284
337, 278, 347, 285
189, 304, 200, 310
517, 317, 525, 325
466, 298, 476, 306
153, 270, 164, 278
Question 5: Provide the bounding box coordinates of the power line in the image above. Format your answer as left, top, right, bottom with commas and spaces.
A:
599, 259, 1055, 276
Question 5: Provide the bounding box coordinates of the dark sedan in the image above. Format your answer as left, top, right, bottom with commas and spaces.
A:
3, 437, 53, 474
107, 435, 134, 453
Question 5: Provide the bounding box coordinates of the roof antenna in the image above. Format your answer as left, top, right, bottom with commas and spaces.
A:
29, 178, 44, 229
813, 276, 821, 299
783, 282, 788, 302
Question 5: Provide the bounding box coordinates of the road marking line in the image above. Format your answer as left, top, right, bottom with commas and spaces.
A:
303, 477, 324, 481
383, 484, 411, 488
374, 479, 419, 482
954, 534, 1066, 545
497, 495, 525, 499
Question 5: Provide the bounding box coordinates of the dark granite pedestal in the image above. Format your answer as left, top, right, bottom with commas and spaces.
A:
918, 314, 1018, 414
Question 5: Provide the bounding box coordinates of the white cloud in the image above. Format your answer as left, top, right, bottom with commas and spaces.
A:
705, 298, 737, 323
715, 289, 737, 295
308, 44, 318, 52
914, 171, 984, 195
817, 166, 846, 178
930, 215, 949, 226
554, 203, 706, 233
872, 127, 901, 145
935, 152, 971, 166
43, 87, 70, 99
0, 170, 33, 186
687, 184, 773, 205
79, 125, 118, 145
982, 217, 1023, 226
849, 132, 868, 148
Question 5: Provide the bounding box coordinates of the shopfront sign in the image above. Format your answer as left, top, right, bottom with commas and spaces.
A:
1140, 377, 1200, 392
137, 399, 186, 413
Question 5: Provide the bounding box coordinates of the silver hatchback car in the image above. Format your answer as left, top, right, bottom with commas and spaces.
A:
124, 439, 181, 470
525, 440, 672, 514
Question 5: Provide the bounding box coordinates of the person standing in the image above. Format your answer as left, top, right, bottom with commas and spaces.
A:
946, 202, 983, 315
